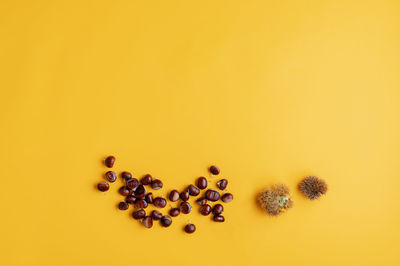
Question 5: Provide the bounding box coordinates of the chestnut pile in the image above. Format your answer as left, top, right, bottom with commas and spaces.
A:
97, 156, 233, 234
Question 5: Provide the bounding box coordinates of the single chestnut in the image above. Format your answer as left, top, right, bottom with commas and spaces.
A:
135, 199, 148, 209
212, 204, 224, 215
180, 191, 190, 201
145, 192, 154, 204
180, 202, 192, 214
105, 171, 117, 182
141, 174, 152, 185
143, 216, 153, 228
121, 171, 132, 180
221, 193, 233, 203
169, 190, 180, 202
151, 210, 163, 220
216, 179, 228, 190
205, 189, 220, 201
197, 177, 208, 190
151, 179, 163, 190
119, 186, 131, 196
126, 195, 136, 204
209, 165, 220, 175
104, 156, 115, 168
196, 197, 207, 206
169, 208, 180, 217
118, 201, 129, 210
97, 182, 109, 192
132, 209, 146, 220
188, 185, 200, 196
213, 215, 225, 222
160, 215, 172, 227
126, 178, 139, 190
184, 223, 196, 234
200, 204, 212, 215
134, 185, 146, 198
153, 197, 167, 208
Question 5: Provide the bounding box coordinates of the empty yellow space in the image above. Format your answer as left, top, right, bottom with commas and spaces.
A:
0, 1, 399, 266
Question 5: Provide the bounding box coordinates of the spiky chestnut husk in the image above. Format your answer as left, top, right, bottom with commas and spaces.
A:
298, 176, 328, 200
257, 184, 293, 216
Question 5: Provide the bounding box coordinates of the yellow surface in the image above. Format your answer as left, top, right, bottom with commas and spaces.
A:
1, 1, 399, 266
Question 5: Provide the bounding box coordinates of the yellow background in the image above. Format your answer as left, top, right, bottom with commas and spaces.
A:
1, 1, 399, 266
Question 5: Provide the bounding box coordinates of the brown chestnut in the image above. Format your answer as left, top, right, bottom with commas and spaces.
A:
143, 216, 153, 228
209, 165, 220, 175
188, 185, 200, 196
105, 171, 117, 182
180, 202, 192, 214
126, 178, 139, 190
197, 177, 208, 190
151, 210, 163, 220
104, 156, 115, 168
97, 182, 109, 192
121, 171, 132, 180
212, 204, 224, 215
205, 189, 220, 201
180, 191, 190, 201
119, 186, 130, 196
154, 197, 167, 208
141, 174, 152, 185
169, 190, 180, 202
169, 208, 180, 217
151, 179, 163, 190
200, 204, 212, 215
118, 201, 129, 210
184, 223, 196, 234
196, 197, 207, 206
213, 215, 225, 222
216, 179, 228, 190
132, 209, 146, 220
160, 215, 172, 227
135, 199, 148, 209
221, 193, 233, 203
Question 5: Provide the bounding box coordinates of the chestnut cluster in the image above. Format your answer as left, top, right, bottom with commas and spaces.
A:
97, 156, 233, 234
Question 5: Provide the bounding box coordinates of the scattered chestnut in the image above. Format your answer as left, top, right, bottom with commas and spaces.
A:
126, 178, 139, 190
169, 190, 180, 202
196, 197, 207, 206
143, 216, 153, 228
104, 156, 115, 168
118, 201, 129, 210
151, 179, 163, 190
141, 174, 152, 185
169, 208, 180, 217
197, 177, 208, 190
105, 171, 117, 182
126, 195, 136, 204
97, 182, 109, 192
213, 215, 225, 222
184, 223, 196, 234
188, 185, 200, 196
121, 171, 132, 180
180, 191, 190, 201
180, 202, 192, 214
212, 204, 224, 215
151, 210, 163, 220
132, 209, 146, 220
209, 165, 220, 175
200, 204, 212, 215
119, 186, 131, 196
221, 193, 233, 203
216, 179, 228, 190
153, 197, 167, 208
135, 199, 148, 209
205, 189, 220, 201
145, 193, 153, 204
160, 215, 172, 227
